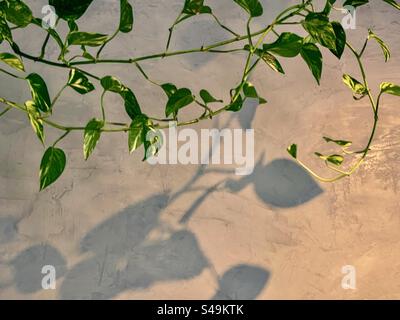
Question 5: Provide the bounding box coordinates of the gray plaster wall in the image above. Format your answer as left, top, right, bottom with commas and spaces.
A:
0, 0, 400, 299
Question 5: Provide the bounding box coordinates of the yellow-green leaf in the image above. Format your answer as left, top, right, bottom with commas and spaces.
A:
0, 52, 25, 71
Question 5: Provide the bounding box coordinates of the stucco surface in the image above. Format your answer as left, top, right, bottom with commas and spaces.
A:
0, 0, 400, 299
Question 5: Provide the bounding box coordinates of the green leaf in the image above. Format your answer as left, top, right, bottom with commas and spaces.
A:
323, 0, 337, 15
287, 144, 298, 159
301, 43, 323, 85
200, 89, 222, 104
342, 74, 367, 96
243, 82, 267, 104
226, 94, 244, 112
330, 21, 346, 59
128, 114, 148, 153
182, 0, 212, 15
233, 0, 263, 17
161, 83, 177, 98
380, 82, 400, 96
343, 0, 369, 8
122, 88, 142, 120
101, 76, 142, 120
100, 76, 124, 93
165, 88, 194, 117
67, 31, 108, 47
26, 73, 52, 113
25, 100, 44, 145
119, 0, 134, 33
262, 32, 303, 58
246, 45, 285, 74
383, 0, 400, 10
67, 69, 95, 94
259, 51, 285, 74
83, 119, 104, 160
0, 52, 24, 71
3, 0, 32, 27
323, 137, 352, 147
315, 152, 344, 166
40, 147, 66, 191
48, 0, 93, 21
302, 13, 337, 50
0, 16, 12, 43
368, 30, 391, 62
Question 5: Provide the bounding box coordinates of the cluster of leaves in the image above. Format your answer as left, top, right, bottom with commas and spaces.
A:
286, 1, 400, 181
0, 0, 400, 189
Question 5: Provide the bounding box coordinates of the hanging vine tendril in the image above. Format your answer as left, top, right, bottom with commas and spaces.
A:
0, 0, 399, 190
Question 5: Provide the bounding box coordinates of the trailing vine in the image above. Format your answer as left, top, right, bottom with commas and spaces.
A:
0, 0, 399, 190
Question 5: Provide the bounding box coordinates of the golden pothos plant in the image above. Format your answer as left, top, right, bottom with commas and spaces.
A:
0, 0, 399, 189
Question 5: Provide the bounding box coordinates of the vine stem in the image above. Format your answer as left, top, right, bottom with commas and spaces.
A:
4, 2, 308, 135
4, 0, 380, 183
292, 40, 381, 182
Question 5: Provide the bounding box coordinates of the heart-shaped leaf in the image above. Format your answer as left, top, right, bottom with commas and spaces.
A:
83, 119, 104, 160
101, 76, 124, 93
40, 147, 66, 190
25, 100, 44, 145
128, 114, 149, 153
262, 33, 303, 58
287, 144, 298, 159
315, 152, 344, 166
0, 16, 13, 44
3, 0, 32, 27
243, 82, 267, 104
183, 0, 212, 15
49, 0, 93, 21
343, 74, 367, 95
67, 31, 108, 47
68, 69, 95, 94
368, 30, 391, 62
119, 0, 134, 33
343, 0, 369, 7
323, 137, 352, 147
330, 21, 346, 59
200, 89, 223, 104
122, 88, 142, 120
0, 52, 24, 71
380, 82, 400, 96
26, 73, 52, 113
161, 83, 178, 98
165, 88, 194, 117
302, 13, 337, 50
233, 0, 263, 17
101, 76, 141, 120
301, 43, 323, 85
226, 94, 244, 112
259, 51, 285, 74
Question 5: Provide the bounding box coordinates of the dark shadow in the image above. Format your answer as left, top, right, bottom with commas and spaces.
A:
226, 158, 323, 208
60, 194, 208, 300
231, 98, 259, 130
10, 244, 67, 294
212, 264, 270, 300
0, 216, 18, 244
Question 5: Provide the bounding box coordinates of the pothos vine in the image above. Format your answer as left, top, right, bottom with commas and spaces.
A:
0, 0, 399, 190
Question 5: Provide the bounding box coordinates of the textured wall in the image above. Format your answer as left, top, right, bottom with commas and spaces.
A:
0, 0, 400, 299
